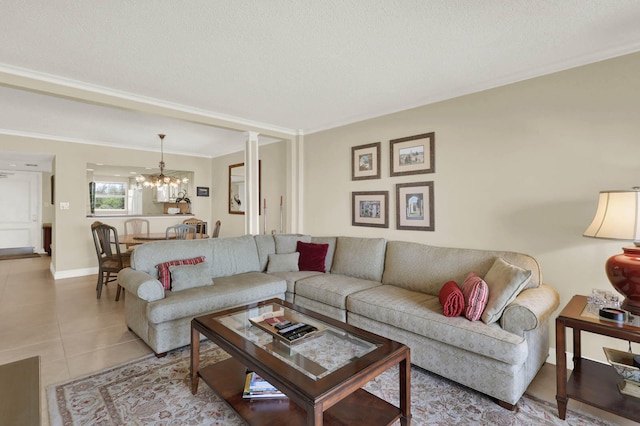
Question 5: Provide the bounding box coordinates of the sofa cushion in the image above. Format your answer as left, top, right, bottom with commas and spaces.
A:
295, 273, 381, 310
168, 262, 213, 291
381, 241, 542, 295
461, 273, 489, 321
482, 258, 532, 324
268, 270, 325, 293
274, 234, 311, 254
331, 237, 386, 282
156, 256, 206, 290
146, 272, 286, 324
254, 235, 276, 271
209, 235, 261, 278
267, 253, 300, 273
346, 285, 528, 365
297, 241, 329, 272
131, 239, 210, 276
311, 236, 337, 272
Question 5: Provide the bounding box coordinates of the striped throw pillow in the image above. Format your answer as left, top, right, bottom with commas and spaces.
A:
156, 256, 205, 290
461, 272, 489, 321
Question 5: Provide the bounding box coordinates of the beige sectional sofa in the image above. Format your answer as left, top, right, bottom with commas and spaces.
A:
118, 233, 559, 408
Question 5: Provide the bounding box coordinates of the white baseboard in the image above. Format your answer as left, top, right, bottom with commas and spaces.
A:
52, 267, 97, 280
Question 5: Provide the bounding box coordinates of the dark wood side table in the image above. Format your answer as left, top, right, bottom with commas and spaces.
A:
556, 294, 640, 421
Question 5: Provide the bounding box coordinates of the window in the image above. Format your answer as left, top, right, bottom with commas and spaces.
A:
95, 182, 127, 211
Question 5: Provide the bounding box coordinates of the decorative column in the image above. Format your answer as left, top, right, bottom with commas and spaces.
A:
244, 132, 260, 235
285, 132, 303, 233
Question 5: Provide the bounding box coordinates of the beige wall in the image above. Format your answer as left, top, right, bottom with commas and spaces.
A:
303, 52, 640, 363
0, 135, 213, 277
210, 141, 288, 237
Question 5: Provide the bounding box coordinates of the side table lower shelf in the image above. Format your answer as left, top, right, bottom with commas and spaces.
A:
198, 357, 402, 426
568, 358, 640, 422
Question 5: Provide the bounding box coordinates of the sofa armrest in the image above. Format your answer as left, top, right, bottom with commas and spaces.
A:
500, 284, 560, 336
118, 268, 165, 302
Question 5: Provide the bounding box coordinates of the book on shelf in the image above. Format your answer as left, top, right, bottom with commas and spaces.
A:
243, 371, 287, 399
618, 379, 640, 398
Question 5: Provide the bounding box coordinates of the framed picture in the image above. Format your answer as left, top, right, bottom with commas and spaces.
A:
196, 186, 209, 197
352, 191, 389, 228
352, 142, 381, 180
396, 182, 434, 231
229, 161, 261, 214
390, 132, 435, 177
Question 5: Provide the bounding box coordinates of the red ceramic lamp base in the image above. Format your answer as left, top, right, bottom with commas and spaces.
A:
606, 246, 640, 316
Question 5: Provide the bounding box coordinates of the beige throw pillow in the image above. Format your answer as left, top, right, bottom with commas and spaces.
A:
481, 257, 532, 324
267, 252, 300, 273
168, 262, 213, 291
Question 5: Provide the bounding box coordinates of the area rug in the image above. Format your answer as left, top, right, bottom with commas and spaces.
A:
47, 341, 613, 425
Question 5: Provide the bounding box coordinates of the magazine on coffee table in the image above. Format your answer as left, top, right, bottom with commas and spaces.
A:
249, 309, 324, 344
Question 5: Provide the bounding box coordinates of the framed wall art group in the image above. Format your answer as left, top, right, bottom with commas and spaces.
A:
350, 132, 435, 231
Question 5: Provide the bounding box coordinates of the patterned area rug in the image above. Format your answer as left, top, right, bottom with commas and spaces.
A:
47, 341, 612, 425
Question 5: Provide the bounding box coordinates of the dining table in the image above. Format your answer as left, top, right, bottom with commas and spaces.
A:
118, 232, 208, 247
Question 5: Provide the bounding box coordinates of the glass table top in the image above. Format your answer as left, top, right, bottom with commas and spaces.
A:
214, 301, 380, 380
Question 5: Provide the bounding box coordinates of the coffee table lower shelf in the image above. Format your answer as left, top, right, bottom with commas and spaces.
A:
199, 357, 402, 426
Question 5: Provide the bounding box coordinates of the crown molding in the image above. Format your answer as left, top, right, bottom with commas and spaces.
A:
0, 64, 298, 138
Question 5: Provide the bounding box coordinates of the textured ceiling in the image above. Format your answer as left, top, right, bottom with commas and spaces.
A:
1, 0, 640, 168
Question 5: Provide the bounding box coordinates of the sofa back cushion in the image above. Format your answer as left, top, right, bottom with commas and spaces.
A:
254, 235, 275, 271
311, 236, 337, 272
382, 241, 541, 296
209, 235, 261, 278
131, 239, 211, 278
274, 234, 311, 253
331, 237, 386, 282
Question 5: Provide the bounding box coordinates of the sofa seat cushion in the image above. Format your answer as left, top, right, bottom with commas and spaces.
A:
146, 272, 286, 324
268, 270, 325, 293
295, 273, 381, 310
346, 285, 528, 365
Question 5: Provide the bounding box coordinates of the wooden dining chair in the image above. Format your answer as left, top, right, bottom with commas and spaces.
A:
124, 218, 150, 235
211, 220, 221, 238
123, 218, 150, 250
182, 218, 205, 237
166, 224, 197, 240
90, 221, 131, 301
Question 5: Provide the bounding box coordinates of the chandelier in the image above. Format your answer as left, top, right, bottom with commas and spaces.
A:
136, 134, 188, 188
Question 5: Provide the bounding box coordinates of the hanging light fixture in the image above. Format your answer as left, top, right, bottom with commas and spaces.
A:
137, 134, 187, 187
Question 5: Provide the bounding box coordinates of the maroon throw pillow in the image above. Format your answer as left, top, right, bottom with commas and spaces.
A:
296, 241, 329, 273
461, 272, 489, 321
156, 256, 205, 290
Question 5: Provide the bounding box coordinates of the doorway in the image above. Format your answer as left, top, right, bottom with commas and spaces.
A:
0, 170, 42, 253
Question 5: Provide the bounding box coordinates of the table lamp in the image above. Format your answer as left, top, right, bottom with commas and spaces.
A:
584, 188, 640, 315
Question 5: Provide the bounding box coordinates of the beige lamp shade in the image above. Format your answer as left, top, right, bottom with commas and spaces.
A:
584, 188, 640, 315
583, 190, 640, 244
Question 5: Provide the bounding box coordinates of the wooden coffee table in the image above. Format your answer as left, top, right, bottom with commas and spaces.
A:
190, 298, 411, 425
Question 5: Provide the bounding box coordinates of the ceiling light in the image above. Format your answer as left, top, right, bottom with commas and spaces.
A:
140, 134, 183, 188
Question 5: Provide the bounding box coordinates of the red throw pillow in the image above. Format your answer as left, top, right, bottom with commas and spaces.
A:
461, 272, 489, 321
296, 241, 329, 273
156, 256, 205, 290
439, 280, 464, 317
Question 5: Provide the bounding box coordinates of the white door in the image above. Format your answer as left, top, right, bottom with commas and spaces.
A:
0, 171, 41, 251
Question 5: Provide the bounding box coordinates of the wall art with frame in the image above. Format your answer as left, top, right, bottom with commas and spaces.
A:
395, 181, 434, 231
352, 142, 381, 180
390, 132, 435, 177
352, 191, 389, 228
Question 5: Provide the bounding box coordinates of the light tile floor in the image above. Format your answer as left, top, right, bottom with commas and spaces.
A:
0, 256, 635, 425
